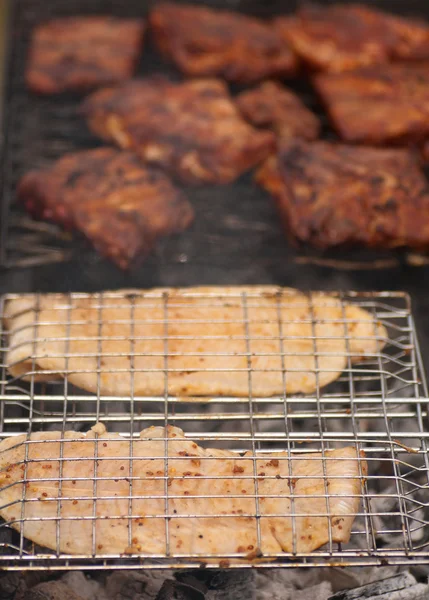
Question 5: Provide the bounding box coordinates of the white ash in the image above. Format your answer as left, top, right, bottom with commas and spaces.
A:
329, 572, 429, 600
11, 567, 429, 600
61, 573, 105, 600
254, 565, 402, 599
61, 570, 173, 600
255, 571, 333, 600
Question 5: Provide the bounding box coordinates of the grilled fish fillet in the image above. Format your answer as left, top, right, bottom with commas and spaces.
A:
3, 286, 386, 397
0, 424, 367, 557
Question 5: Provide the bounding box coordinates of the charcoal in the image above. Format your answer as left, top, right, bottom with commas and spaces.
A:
174, 573, 208, 595
328, 572, 428, 599
176, 570, 255, 600
0, 571, 51, 600
22, 581, 84, 600
155, 580, 205, 600
103, 570, 170, 600
0, 573, 22, 600
60, 572, 103, 600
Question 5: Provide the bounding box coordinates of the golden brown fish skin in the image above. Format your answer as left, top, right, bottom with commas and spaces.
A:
149, 2, 297, 84
0, 424, 367, 557
236, 81, 320, 142
26, 16, 145, 94
81, 78, 275, 185
275, 3, 429, 74
315, 63, 429, 145
256, 140, 429, 251
17, 148, 194, 269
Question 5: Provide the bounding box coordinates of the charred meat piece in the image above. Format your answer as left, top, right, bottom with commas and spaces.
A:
236, 81, 320, 142
388, 12, 429, 61
275, 3, 429, 73
149, 2, 297, 84
26, 16, 145, 94
315, 63, 429, 145
275, 4, 395, 73
82, 78, 275, 185
17, 148, 194, 269
422, 141, 429, 162
256, 140, 429, 251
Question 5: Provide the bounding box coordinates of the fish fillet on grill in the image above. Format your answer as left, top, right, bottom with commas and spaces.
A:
3, 286, 386, 397
0, 424, 367, 557
81, 77, 275, 185
26, 17, 145, 94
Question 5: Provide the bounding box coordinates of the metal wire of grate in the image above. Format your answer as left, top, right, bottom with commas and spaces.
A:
0, 288, 428, 570
2, 0, 429, 270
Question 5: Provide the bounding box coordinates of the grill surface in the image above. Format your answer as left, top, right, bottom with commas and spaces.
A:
2, 0, 429, 575
2, 0, 429, 270
0, 289, 428, 570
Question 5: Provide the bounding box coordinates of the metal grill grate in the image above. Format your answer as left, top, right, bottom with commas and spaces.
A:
2, 0, 429, 271
0, 289, 428, 570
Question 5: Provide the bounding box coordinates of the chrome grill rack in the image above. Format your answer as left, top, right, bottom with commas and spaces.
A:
0, 289, 427, 570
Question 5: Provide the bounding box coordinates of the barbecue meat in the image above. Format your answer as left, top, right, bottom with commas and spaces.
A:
81, 78, 275, 185
275, 3, 429, 73
26, 17, 145, 94
390, 14, 429, 61
236, 81, 320, 142
422, 141, 429, 163
17, 148, 194, 269
0, 423, 367, 557
4, 286, 386, 397
315, 64, 429, 145
276, 4, 393, 73
149, 2, 297, 84
256, 140, 429, 251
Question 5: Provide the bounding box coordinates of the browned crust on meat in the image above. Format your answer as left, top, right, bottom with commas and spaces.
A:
314, 63, 429, 145
275, 3, 429, 73
236, 81, 320, 142
81, 77, 275, 185
149, 2, 297, 83
382, 11, 429, 61
17, 148, 194, 269
422, 141, 429, 163
256, 140, 429, 252
26, 16, 145, 94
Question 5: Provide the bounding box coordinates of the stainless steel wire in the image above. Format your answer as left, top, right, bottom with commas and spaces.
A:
0, 289, 427, 570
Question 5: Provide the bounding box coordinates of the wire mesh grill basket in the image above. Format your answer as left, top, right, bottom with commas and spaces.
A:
0, 288, 428, 570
